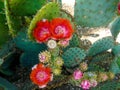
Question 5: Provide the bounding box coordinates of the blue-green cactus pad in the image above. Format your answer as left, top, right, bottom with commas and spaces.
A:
74, 0, 119, 27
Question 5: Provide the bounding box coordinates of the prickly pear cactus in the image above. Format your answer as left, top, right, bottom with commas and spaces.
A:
20, 52, 39, 68
87, 36, 114, 56
0, 77, 18, 90
69, 34, 80, 47
28, 2, 60, 40
63, 33, 80, 52
110, 17, 120, 39
92, 81, 120, 90
110, 56, 120, 74
90, 52, 113, 64
112, 44, 120, 56
10, 0, 46, 16
14, 31, 47, 52
0, 52, 15, 76
74, 0, 119, 27
4, 0, 22, 36
62, 47, 86, 68
0, 0, 10, 47
0, 59, 3, 66
14, 31, 47, 67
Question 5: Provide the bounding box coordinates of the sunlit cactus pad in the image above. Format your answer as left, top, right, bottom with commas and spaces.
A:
74, 0, 119, 27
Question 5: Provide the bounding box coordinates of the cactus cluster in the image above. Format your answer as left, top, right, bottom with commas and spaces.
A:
0, 0, 120, 89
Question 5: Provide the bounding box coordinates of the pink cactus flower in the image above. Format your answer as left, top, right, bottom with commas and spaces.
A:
38, 51, 51, 63
90, 79, 98, 87
80, 80, 91, 90
58, 40, 69, 47
73, 70, 83, 80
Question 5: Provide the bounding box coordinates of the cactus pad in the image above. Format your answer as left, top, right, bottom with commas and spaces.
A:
4, 0, 22, 37
10, 0, 46, 16
14, 31, 47, 52
62, 47, 86, 68
20, 52, 39, 68
92, 81, 120, 90
74, 0, 119, 27
69, 34, 80, 47
63, 33, 80, 52
0, 77, 18, 90
0, 1, 10, 47
112, 44, 120, 56
87, 36, 114, 56
91, 52, 113, 63
110, 17, 120, 39
110, 57, 120, 74
28, 2, 60, 40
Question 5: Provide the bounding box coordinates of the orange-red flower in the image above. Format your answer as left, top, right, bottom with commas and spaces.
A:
30, 63, 52, 88
33, 19, 51, 43
118, 2, 120, 15
50, 18, 74, 40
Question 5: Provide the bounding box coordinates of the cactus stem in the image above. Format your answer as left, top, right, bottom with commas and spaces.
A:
4, 0, 16, 37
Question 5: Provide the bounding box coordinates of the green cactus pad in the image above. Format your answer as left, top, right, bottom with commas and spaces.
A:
87, 36, 114, 56
110, 17, 120, 39
88, 64, 105, 72
69, 34, 80, 47
0, 59, 3, 66
0, 77, 18, 90
110, 57, 120, 74
62, 47, 86, 68
91, 52, 113, 63
112, 44, 120, 56
4, 0, 22, 37
14, 31, 47, 52
10, 0, 46, 16
0, 52, 15, 76
0, 0, 3, 12
74, 0, 119, 27
0, 1, 10, 47
0, 40, 15, 58
92, 81, 120, 90
63, 34, 80, 52
20, 52, 39, 68
28, 2, 60, 40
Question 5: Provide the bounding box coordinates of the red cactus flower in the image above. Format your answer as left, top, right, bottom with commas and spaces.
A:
50, 18, 74, 40
118, 2, 120, 14
30, 63, 53, 88
33, 19, 51, 43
